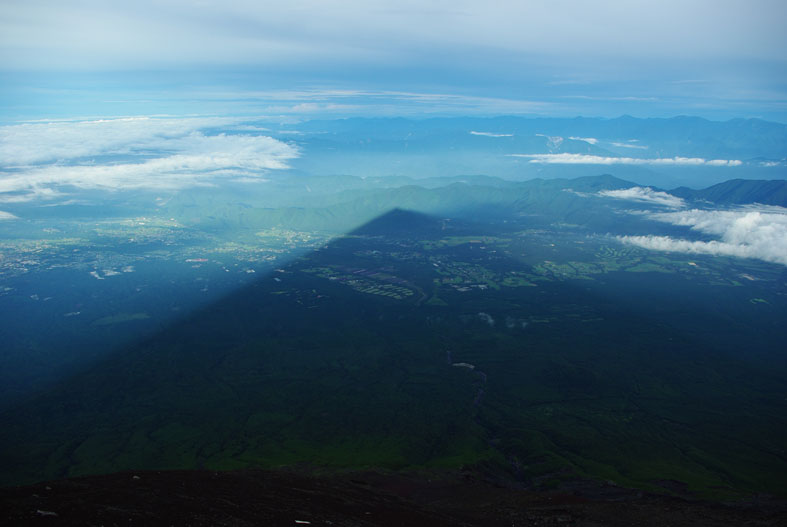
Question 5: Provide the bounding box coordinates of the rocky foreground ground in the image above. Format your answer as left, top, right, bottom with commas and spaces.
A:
1, 468, 785, 526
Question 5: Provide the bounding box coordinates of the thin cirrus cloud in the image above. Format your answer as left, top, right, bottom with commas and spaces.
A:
0, 117, 299, 202
469, 131, 513, 137
1, 2, 784, 121
598, 187, 686, 208
509, 153, 743, 167
610, 141, 648, 150
1, 1, 784, 69
618, 207, 787, 266
568, 137, 598, 144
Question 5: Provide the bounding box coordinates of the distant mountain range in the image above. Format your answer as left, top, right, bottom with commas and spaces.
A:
156, 175, 786, 234
6, 174, 782, 233
268, 115, 786, 189
285, 115, 787, 160
671, 178, 787, 206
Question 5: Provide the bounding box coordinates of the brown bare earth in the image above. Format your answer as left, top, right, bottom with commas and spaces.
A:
2, 469, 785, 526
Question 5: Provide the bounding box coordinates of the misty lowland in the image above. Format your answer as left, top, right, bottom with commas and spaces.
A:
2, 2, 787, 525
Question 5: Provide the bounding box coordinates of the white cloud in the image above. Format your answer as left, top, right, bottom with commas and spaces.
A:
610, 141, 648, 150
618, 207, 787, 265
509, 153, 743, 166
705, 159, 741, 167
0, 117, 298, 201
598, 187, 685, 208
568, 136, 598, 144
0, 187, 65, 204
180, 88, 552, 117
470, 131, 513, 137
0, 116, 236, 166
535, 134, 563, 148
0, 210, 18, 220
562, 188, 592, 198
478, 312, 495, 326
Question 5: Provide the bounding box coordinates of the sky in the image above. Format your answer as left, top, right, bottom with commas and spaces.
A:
1, 0, 786, 121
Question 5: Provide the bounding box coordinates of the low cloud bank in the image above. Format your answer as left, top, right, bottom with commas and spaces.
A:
618, 207, 787, 265
0, 117, 298, 202
0, 210, 18, 220
598, 187, 685, 208
509, 153, 742, 166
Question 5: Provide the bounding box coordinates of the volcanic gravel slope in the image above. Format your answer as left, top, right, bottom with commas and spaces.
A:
2, 469, 785, 526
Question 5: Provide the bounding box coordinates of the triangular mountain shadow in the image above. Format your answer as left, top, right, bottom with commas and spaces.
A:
1, 208, 786, 499
350, 208, 446, 237
0, 209, 486, 485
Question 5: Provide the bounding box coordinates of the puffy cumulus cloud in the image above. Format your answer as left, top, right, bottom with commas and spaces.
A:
509, 153, 743, 166
598, 187, 685, 208
0, 210, 19, 220
618, 207, 787, 265
0, 117, 298, 202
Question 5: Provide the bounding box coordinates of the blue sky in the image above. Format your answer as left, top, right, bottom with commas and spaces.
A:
1, 0, 786, 120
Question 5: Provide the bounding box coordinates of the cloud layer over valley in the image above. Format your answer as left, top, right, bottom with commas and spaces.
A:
619, 207, 787, 266
598, 187, 686, 208
589, 183, 787, 266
